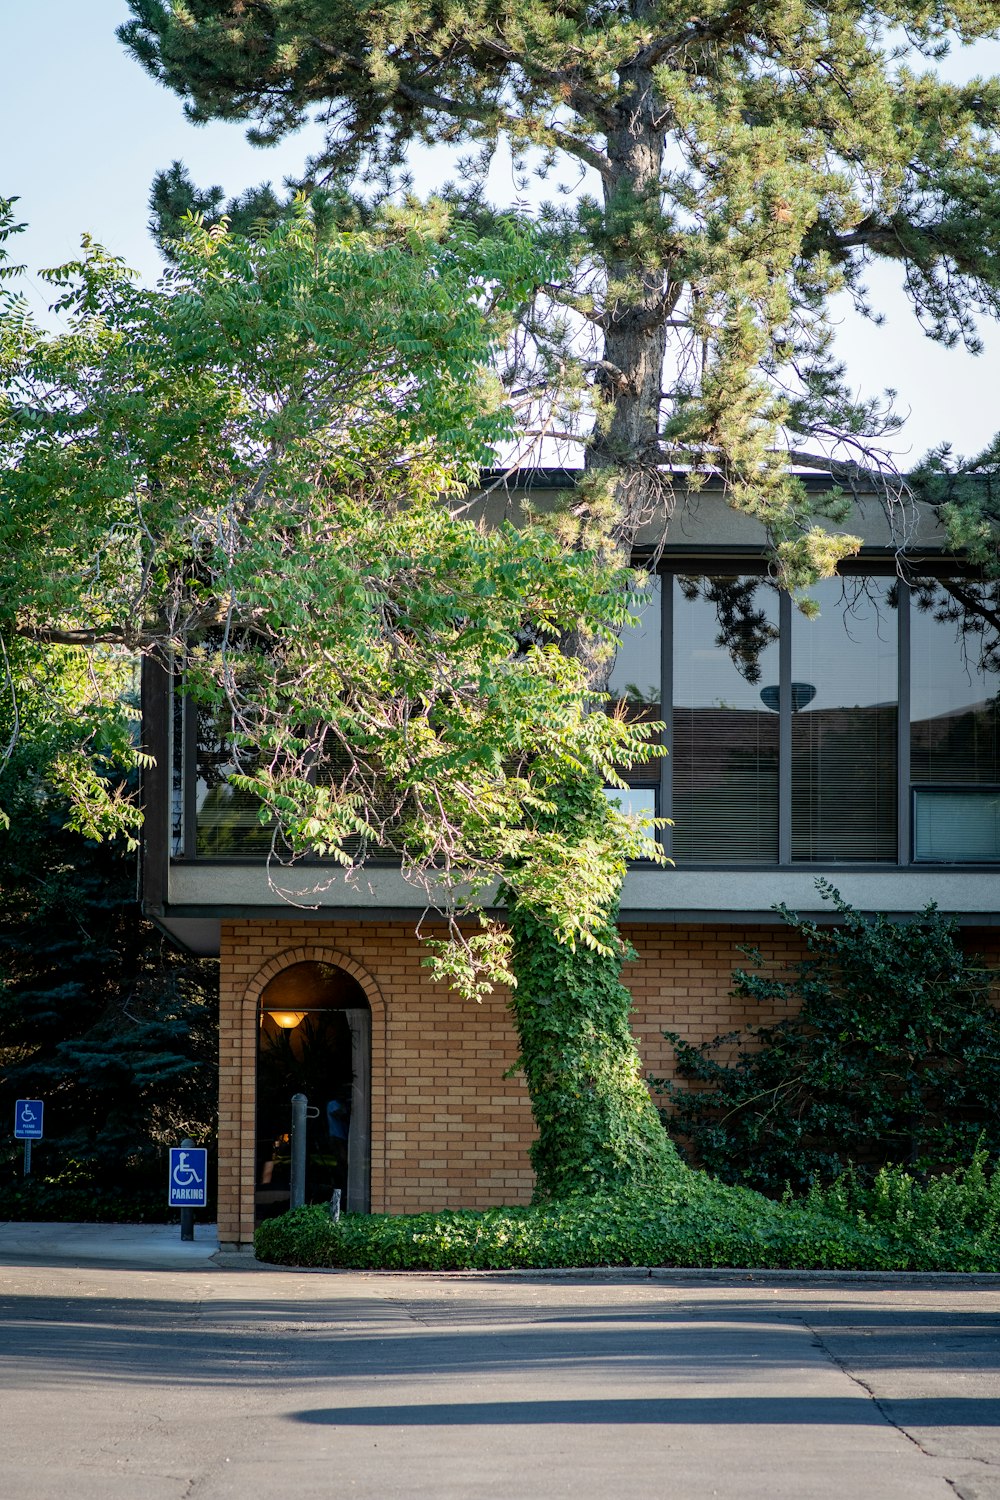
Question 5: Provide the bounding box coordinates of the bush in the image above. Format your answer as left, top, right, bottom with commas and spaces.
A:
256, 1175, 909, 1272
652, 883, 1000, 1196
0, 1160, 170, 1223
805, 1152, 1000, 1272
0, 774, 218, 1221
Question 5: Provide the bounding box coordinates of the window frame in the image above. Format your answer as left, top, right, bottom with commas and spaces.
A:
166, 561, 999, 870
658, 561, 998, 871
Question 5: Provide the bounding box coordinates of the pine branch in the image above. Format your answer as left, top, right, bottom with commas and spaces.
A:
632, 2, 760, 72
476, 38, 620, 131
781, 449, 896, 484
306, 34, 511, 136
936, 578, 1000, 635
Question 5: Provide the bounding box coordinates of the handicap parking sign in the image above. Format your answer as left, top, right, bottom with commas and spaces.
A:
14, 1100, 43, 1140
168, 1146, 208, 1208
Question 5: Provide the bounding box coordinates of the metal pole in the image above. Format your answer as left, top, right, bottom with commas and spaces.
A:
290, 1094, 308, 1210
23, 1138, 31, 1177
179, 1136, 194, 1242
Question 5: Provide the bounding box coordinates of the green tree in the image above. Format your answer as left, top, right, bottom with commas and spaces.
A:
0, 198, 679, 1194
121, 0, 1000, 584
0, 652, 217, 1219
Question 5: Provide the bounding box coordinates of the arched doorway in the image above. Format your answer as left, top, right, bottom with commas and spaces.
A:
255, 961, 371, 1220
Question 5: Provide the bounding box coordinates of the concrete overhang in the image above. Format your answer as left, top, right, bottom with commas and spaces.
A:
155, 860, 1000, 955
472, 474, 951, 554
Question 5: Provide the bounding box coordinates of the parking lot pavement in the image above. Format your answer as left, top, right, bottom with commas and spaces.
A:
1, 1243, 999, 1500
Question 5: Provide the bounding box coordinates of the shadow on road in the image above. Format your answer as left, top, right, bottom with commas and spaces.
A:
292, 1394, 1000, 1427
1, 1285, 1000, 1392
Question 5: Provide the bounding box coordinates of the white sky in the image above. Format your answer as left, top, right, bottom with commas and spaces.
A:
3, 1, 1000, 465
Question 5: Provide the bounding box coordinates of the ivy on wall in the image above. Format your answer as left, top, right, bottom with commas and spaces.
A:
507, 779, 681, 1200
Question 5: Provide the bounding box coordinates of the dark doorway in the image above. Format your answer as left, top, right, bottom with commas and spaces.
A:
255, 962, 371, 1222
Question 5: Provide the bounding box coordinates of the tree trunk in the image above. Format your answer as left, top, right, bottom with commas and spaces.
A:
588, 57, 675, 552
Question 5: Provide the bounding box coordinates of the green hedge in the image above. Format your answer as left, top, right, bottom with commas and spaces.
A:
0, 1158, 205, 1223
256, 1162, 1000, 1272
254, 1175, 927, 1272
805, 1152, 1000, 1272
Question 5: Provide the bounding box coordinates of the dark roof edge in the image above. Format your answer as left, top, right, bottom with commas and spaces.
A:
477, 466, 877, 495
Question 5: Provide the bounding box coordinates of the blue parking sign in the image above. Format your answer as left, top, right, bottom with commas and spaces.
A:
14, 1100, 43, 1140
168, 1146, 208, 1208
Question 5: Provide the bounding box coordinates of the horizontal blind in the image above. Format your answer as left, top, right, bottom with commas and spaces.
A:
790, 578, 897, 862
671, 576, 780, 863
913, 788, 1000, 862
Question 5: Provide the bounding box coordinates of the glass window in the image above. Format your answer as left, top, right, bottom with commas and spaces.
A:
602, 786, 657, 822
608, 576, 661, 713
672, 576, 780, 863
170, 678, 185, 857
195, 705, 273, 856
913, 787, 1000, 862
790, 578, 897, 862
910, 581, 1000, 788
177, 565, 1000, 869
608, 576, 661, 792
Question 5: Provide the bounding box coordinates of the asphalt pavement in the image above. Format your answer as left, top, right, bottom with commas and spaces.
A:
1, 1223, 1000, 1498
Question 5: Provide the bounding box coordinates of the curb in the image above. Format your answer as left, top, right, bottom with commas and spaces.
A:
209, 1255, 1000, 1287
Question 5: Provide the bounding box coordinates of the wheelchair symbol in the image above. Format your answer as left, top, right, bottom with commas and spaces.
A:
171, 1151, 203, 1188
19, 1104, 36, 1125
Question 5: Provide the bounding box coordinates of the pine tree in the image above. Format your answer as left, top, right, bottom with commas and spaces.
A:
0, 742, 218, 1219
113, 5, 1000, 1199
121, 0, 1000, 580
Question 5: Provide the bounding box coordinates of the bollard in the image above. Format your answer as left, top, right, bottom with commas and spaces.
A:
290, 1094, 308, 1210
180, 1136, 195, 1242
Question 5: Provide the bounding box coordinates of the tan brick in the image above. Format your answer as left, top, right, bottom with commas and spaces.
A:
213, 916, 1000, 1240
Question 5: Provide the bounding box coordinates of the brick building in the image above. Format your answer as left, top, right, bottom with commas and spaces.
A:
141, 475, 1000, 1247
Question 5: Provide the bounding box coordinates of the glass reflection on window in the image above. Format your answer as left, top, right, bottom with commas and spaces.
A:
790, 577, 897, 862
672, 576, 780, 863
910, 580, 1000, 788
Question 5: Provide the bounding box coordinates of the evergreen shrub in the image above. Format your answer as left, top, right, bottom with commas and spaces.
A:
0, 780, 218, 1220
805, 1151, 1000, 1272
653, 885, 1000, 1196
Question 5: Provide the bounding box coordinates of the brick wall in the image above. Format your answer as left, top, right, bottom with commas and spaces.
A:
218, 919, 535, 1244
217, 917, 1000, 1245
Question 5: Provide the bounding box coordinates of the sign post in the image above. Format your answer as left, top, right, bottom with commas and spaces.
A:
168, 1138, 207, 1241
14, 1100, 43, 1176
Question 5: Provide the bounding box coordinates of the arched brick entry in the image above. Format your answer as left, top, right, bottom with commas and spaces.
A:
218, 945, 387, 1246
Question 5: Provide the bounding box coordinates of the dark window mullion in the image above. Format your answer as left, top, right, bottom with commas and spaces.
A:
778, 590, 792, 865
661, 571, 673, 858
897, 579, 911, 865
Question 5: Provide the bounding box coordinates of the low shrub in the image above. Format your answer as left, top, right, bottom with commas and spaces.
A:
0, 1158, 185, 1223
256, 1174, 908, 1272
805, 1152, 1000, 1272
